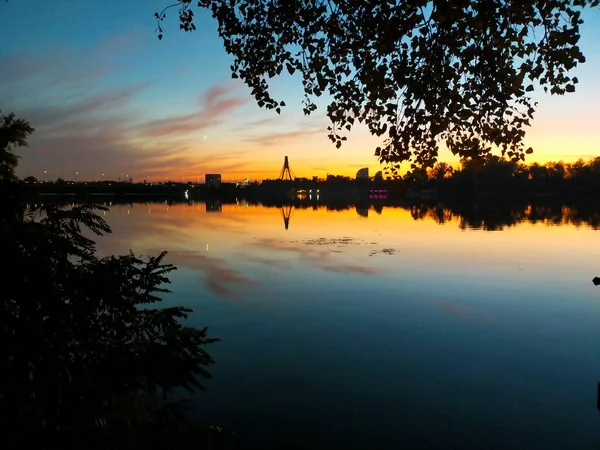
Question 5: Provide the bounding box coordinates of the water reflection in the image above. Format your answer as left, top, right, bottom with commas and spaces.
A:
206, 200, 222, 213
410, 202, 600, 231
85, 199, 600, 302
355, 205, 369, 218
76, 198, 600, 232
79, 199, 600, 450
280, 205, 292, 230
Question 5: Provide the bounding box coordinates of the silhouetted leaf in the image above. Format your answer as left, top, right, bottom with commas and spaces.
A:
156, 0, 592, 175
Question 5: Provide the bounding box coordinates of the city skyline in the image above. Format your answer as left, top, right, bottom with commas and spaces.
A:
1, 1, 600, 181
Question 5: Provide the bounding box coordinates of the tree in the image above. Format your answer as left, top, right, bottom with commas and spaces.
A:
0, 112, 221, 449
157, 0, 598, 175
0, 110, 34, 181
428, 162, 453, 181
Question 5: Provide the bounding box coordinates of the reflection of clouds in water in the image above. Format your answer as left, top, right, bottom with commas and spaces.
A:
434, 300, 492, 323
297, 237, 398, 258
247, 238, 383, 276
94, 207, 385, 299
94, 205, 249, 255
302, 237, 360, 246
232, 253, 294, 270
436, 300, 471, 319
149, 249, 258, 299
369, 248, 397, 256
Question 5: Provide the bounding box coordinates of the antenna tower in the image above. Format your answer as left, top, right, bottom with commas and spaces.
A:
279, 156, 294, 181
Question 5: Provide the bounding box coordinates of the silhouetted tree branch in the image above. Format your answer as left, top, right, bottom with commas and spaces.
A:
157, 0, 599, 175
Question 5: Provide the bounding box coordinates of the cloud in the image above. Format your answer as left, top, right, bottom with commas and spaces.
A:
202, 84, 235, 105
6, 76, 254, 178
136, 83, 252, 139
22, 82, 152, 129
1, 29, 260, 180
243, 125, 324, 146
0, 31, 142, 91
6, 81, 152, 175
239, 117, 281, 130
50, 66, 115, 88
0, 52, 58, 86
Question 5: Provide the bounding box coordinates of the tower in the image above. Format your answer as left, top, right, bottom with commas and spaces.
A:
279, 156, 294, 181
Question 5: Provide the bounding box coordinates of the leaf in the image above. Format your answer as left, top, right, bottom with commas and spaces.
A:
160, 1, 590, 169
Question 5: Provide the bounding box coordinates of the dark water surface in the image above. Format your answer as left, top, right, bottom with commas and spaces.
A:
93, 201, 600, 449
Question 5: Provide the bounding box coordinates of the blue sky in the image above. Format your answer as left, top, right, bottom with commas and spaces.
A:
1, 0, 599, 181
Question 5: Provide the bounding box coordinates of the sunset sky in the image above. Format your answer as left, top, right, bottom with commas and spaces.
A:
1, 1, 599, 182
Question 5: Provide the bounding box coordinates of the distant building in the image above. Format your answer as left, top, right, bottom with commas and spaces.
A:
205, 173, 221, 188
374, 171, 383, 182
356, 167, 369, 179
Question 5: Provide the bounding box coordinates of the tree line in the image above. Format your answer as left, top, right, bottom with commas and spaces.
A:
418, 156, 600, 196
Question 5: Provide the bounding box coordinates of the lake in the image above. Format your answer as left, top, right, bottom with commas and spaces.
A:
91, 199, 600, 449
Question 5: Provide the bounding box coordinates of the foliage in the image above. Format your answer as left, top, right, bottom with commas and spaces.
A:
0, 109, 34, 181
428, 162, 454, 181
422, 156, 600, 196
0, 111, 221, 449
157, 0, 598, 174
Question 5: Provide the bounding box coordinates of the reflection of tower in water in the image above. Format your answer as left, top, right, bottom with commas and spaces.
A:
281, 205, 292, 230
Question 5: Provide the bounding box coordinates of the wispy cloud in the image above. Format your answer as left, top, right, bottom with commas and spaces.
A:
22, 82, 152, 129
1, 27, 324, 179
6, 72, 253, 178
0, 31, 142, 91
243, 125, 324, 146
50, 66, 115, 88
0, 52, 59, 86
136, 83, 252, 139
237, 116, 281, 131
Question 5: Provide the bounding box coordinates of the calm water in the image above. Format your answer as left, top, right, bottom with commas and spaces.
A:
93, 200, 600, 449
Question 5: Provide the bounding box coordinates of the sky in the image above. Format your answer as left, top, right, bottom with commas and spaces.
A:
1, 1, 599, 182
